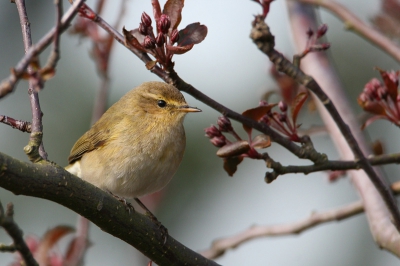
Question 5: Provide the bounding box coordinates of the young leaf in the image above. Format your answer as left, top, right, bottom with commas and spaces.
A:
178, 22, 208, 46
36, 226, 74, 264
361, 115, 387, 130
223, 156, 244, 176
163, 0, 184, 34
122, 27, 147, 52
358, 99, 387, 115
252, 134, 271, 149
242, 104, 277, 136
216, 140, 250, 158
166, 44, 194, 54
291, 92, 308, 126
151, 0, 162, 24
377, 68, 398, 102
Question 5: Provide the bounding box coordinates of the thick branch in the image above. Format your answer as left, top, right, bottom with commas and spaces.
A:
0, 152, 219, 266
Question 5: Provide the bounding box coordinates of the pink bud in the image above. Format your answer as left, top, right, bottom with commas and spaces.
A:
217, 116, 233, 132
139, 23, 147, 35
210, 136, 226, 147
306, 28, 314, 38
317, 24, 328, 38
143, 36, 156, 49
155, 32, 165, 46
141, 12, 152, 27
278, 101, 287, 112
205, 125, 222, 138
158, 14, 171, 34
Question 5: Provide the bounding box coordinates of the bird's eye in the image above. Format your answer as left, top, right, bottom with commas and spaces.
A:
157, 100, 167, 108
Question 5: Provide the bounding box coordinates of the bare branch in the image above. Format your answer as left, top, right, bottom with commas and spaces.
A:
0, 0, 85, 98
15, 0, 47, 161
201, 201, 364, 259
0, 115, 31, 133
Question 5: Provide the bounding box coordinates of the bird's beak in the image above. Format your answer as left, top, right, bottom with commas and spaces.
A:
179, 105, 202, 113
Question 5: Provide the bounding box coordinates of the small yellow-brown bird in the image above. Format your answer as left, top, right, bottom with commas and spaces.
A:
66, 81, 201, 199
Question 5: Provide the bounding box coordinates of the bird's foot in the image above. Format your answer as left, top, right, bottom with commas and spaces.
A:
107, 191, 135, 214
134, 198, 169, 244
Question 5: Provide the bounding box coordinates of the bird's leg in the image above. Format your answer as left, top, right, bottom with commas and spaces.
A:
134, 197, 169, 244
107, 190, 135, 213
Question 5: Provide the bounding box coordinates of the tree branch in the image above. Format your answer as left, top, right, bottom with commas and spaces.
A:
0, 202, 38, 266
0, 152, 219, 266
249, 14, 400, 232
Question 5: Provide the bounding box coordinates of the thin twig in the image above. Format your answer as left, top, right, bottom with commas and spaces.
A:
0, 244, 17, 252
43, 0, 63, 70
15, 0, 47, 161
293, 0, 400, 63
0, 0, 85, 98
201, 180, 400, 260
0, 115, 31, 133
0, 202, 38, 266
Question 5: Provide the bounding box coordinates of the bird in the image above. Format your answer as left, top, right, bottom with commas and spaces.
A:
65, 81, 201, 200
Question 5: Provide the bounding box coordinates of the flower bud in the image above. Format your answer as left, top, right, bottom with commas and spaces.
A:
170, 29, 179, 43
278, 101, 287, 112
259, 100, 269, 106
155, 32, 165, 46
210, 136, 226, 147
141, 12, 152, 27
158, 14, 171, 34
278, 113, 287, 122
306, 28, 314, 38
205, 125, 222, 138
317, 24, 328, 38
143, 35, 156, 49
217, 116, 233, 132
139, 23, 147, 35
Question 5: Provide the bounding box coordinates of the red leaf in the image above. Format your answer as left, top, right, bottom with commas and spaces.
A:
223, 156, 244, 176
122, 27, 147, 52
291, 92, 308, 126
163, 0, 184, 34
151, 0, 162, 24
166, 44, 194, 54
242, 104, 277, 136
40, 67, 55, 81
216, 140, 250, 158
377, 68, 399, 102
361, 115, 387, 130
177, 22, 207, 46
358, 99, 387, 115
36, 226, 74, 265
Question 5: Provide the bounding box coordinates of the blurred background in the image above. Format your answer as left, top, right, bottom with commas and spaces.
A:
0, 0, 399, 265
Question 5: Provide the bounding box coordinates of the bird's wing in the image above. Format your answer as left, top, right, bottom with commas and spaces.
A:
68, 129, 109, 164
